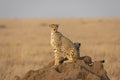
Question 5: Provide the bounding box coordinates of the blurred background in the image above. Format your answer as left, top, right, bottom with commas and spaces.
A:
0, 0, 120, 80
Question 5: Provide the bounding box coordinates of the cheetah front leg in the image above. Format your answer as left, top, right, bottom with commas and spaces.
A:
54, 48, 61, 65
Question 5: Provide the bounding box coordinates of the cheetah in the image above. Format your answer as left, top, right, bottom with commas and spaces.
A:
49, 24, 80, 65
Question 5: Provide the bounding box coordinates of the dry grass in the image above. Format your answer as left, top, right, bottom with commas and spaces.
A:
0, 18, 120, 80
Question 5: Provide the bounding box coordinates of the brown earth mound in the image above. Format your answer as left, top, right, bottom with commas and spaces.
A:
12, 56, 110, 80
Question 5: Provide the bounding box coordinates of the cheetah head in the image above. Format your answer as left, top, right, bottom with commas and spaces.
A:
74, 42, 81, 50
49, 24, 59, 32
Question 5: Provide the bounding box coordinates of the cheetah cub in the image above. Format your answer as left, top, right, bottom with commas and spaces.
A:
49, 24, 80, 65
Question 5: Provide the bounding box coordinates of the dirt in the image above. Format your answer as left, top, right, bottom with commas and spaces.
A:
12, 56, 110, 80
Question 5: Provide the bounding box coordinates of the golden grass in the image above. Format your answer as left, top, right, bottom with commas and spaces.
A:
0, 18, 120, 80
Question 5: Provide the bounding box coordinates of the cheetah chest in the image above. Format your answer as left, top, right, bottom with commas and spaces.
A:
51, 33, 55, 47
51, 32, 61, 47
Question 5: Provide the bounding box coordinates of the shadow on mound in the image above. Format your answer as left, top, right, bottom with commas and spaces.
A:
13, 56, 110, 80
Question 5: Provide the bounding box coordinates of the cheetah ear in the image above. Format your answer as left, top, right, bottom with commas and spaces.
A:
49, 24, 55, 28
56, 24, 59, 27
49, 24, 52, 27
79, 43, 81, 46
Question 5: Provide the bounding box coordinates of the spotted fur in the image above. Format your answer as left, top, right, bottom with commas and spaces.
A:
49, 24, 80, 65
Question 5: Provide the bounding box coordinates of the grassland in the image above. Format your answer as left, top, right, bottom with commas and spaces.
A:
0, 18, 120, 80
